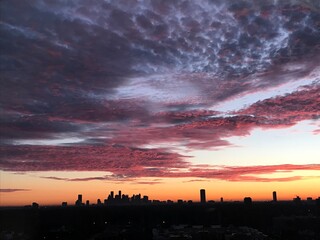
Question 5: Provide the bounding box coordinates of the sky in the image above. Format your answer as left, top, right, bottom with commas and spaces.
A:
0, 0, 320, 206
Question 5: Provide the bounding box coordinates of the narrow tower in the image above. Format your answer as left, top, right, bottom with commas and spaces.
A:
200, 189, 206, 203
273, 191, 277, 202
78, 194, 82, 203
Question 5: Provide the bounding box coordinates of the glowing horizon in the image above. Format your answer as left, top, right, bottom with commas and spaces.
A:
1, 172, 319, 206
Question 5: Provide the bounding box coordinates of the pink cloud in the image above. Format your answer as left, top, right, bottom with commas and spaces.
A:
0, 145, 189, 172
238, 84, 320, 123
106, 84, 320, 150
37, 164, 320, 183
110, 114, 290, 150
314, 129, 320, 135
2, 85, 318, 182
2, 141, 319, 182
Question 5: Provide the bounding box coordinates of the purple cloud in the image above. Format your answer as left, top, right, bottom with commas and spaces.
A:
0, 0, 319, 181
0, 145, 189, 172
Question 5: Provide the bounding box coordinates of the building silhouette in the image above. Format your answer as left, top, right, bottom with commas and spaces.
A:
100, 191, 151, 205
4, 189, 320, 240
32, 202, 39, 208
75, 194, 83, 206
244, 197, 252, 205
200, 189, 206, 203
293, 196, 301, 204
307, 197, 313, 204
273, 191, 277, 202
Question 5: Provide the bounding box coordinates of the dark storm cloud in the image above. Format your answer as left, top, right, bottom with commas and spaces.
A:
1, 0, 319, 176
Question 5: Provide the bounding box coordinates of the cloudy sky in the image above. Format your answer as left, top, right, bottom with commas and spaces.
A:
1, 0, 319, 205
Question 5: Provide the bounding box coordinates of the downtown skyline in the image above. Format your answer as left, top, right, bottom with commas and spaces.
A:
5, 189, 317, 208
1, 0, 320, 206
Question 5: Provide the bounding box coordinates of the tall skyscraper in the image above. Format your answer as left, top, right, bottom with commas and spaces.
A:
273, 191, 277, 202
76, 194, 83, 206
200, 189, 206, 203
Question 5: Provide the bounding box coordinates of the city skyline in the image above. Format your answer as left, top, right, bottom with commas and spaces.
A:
1, 188, 318, 207
2, 191, 319, 240
1, 0, 320, 206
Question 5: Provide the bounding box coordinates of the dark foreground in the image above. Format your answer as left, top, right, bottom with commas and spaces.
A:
1, 201, 320, 240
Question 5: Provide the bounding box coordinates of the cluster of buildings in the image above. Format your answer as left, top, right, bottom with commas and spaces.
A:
74, 190, 150, 207
65, 189, 319, 207
72, 189, 208, 207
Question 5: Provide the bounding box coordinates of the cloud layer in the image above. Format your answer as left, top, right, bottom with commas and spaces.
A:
1, 0, 319, 181
0, 189, 30, 193
38, 164, 320, 183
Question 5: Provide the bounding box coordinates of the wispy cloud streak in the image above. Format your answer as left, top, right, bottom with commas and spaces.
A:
38, 164, 320, 182
0, 189, 30, 193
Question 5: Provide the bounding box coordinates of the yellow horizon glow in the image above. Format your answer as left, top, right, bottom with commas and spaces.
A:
1, 171, 319, 206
